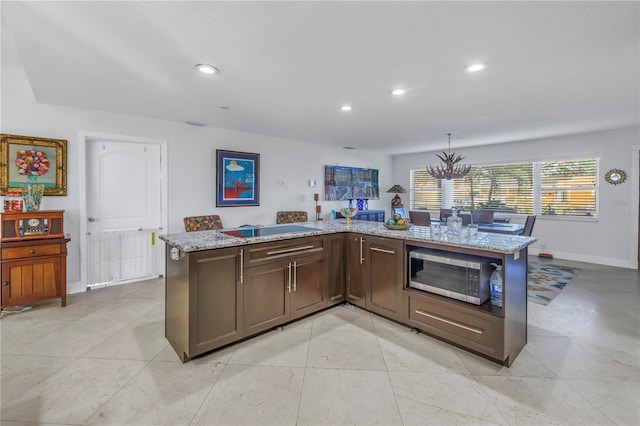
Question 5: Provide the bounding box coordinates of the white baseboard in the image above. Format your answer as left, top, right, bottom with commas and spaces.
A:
528, 248, 637, 269
67, 280, 85, 295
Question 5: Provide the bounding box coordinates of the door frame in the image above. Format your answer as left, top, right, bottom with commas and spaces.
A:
633, 144, 639, 269
78, 131, 168, 289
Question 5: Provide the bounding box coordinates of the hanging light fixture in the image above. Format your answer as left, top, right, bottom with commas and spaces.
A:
426, 133, 471, 180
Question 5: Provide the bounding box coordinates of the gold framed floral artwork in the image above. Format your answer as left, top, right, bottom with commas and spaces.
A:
0, 134, 67, 196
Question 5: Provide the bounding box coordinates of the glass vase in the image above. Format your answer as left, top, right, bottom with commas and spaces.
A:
21, 184, 45, 212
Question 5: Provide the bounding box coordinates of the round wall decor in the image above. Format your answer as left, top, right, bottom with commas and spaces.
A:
604, 169, 627, 185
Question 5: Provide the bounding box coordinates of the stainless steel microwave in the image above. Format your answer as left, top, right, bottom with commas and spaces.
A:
408, 248, 492, 305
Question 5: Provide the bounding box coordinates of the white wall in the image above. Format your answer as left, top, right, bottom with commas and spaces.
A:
392, 127, 640, 268
2, 64, 392, 293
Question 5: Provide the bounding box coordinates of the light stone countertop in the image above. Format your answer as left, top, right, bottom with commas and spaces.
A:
160, 219, 536, 254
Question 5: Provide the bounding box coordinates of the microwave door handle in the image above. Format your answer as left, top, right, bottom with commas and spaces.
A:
412, 252, 472, 269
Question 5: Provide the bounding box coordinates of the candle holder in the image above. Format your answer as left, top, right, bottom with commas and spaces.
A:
314, 193, 322, 221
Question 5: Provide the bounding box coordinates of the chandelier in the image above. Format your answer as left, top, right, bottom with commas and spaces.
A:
426, 133, 471, 180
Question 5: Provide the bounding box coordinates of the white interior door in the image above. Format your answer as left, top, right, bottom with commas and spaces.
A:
85, 139, 163, 288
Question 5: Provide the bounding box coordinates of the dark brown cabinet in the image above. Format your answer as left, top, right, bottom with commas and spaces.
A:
326, 234, 345, 306
243, 236, 327, 335
404, 290, 504, 359
165, 246, 243, 362
346, 233, 404, 321
164, 230, 529, 366
401, 246, 527, 366
365, 236, 403, 321
346, 233, 366, 307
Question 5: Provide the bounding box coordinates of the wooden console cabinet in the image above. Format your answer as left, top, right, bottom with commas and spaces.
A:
1, 210, 69, 309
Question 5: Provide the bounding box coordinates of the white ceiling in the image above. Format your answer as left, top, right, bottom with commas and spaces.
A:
2, 1, 638, 155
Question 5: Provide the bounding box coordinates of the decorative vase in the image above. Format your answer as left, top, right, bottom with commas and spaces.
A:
21, 184, 45, 211
340, 207, 358, 225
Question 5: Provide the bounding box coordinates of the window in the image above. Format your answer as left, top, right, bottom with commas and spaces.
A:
539, 159, 597, 216
411, 170, 442, 210
410, 158, 598, 217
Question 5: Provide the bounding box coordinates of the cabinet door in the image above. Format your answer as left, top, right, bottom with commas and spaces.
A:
326, 234, 345, 306
243, 261, 290, 335
366, 236, 404, 321
189, 247, 243, 356
346, 233, 366, 307
1, 256, 61, 307
290, 253, 326, 320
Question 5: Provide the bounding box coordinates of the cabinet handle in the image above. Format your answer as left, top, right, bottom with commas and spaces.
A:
359, 237, 364, 264
370, 247, 395, 255
239, 249, 244, 284
267, 245, 315, 256
1, 282, 8, 286
287, 262, 292, 293
29, 249, 36, 255
414, 309, 483, 334
293, 261, 297, 291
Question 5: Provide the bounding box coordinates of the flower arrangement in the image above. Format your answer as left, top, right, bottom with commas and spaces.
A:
15, 149, 50, 182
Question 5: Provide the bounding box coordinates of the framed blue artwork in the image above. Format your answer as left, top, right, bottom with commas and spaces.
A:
216, 150, 260, 207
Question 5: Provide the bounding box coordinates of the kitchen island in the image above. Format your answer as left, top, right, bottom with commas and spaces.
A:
160, 220, 535, 365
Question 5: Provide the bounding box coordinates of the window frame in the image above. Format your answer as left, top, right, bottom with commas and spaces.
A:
410, 157, 599, 220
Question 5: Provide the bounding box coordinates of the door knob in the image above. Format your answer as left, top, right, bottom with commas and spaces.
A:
88, 217, 100, 222
2, 282, 9, 286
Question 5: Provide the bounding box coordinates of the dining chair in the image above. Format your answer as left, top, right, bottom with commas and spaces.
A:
460, 213, 472, 226
522, 215, 537, 236
276, 211, 309, 224
183, 215, 223, 232
471, 209, 495, 224
409, 210, 431, 226
439, 208, 453, 221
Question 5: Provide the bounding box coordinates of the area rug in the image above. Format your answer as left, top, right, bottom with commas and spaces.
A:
527, 261, 580, 305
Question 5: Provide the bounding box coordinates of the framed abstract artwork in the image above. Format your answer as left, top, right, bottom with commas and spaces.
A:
216, 150, 260, 207
0, 134, 68, 196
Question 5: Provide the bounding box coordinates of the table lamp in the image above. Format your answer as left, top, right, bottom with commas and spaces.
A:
387, 184, 406, 212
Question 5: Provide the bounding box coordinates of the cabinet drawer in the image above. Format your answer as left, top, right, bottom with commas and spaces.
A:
2, 244, 62, 260
404, 290, 504, 359
245, 237, 325, 266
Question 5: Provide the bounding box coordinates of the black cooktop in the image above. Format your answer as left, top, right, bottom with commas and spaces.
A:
221, 225, 315, 238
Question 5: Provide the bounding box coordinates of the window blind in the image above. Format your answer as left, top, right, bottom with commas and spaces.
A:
410, 169, 442, 210
540, 158, 597, 216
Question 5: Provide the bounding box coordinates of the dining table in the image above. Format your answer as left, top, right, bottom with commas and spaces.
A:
475, 222, 525, 235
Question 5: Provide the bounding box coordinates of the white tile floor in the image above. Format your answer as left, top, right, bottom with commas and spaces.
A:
1, 258, 638, 425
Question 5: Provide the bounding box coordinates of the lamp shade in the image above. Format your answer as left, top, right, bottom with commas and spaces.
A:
387, 185, 406, 193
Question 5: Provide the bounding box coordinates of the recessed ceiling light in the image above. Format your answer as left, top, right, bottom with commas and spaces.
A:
466, 63, 487, 73
340, 105, 352, 112
185, 121, 205, 127
391, 89, 406, 96
343, 146, 355, 150
195, 64, 219, 74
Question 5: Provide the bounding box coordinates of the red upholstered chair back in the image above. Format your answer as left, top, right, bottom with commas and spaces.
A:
276, 211, 308, 224
183, 215, 223, 232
